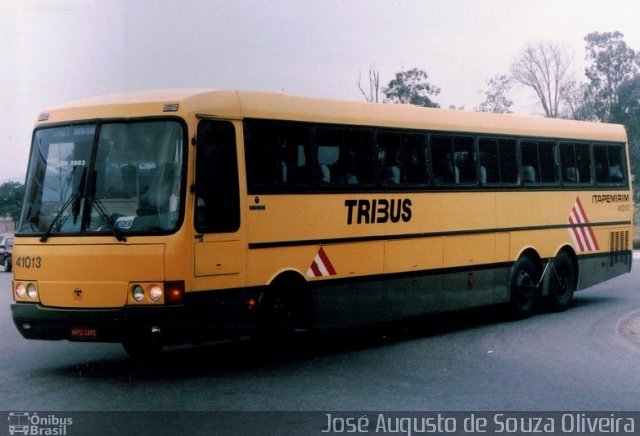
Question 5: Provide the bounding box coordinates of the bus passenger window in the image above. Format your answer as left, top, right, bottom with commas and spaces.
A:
594, 144, 625, 184
521, 140, 557, 184
244, 121, 312, 191
479, 138, 517, 185
195, 120, 240, 233
479, 139, 500, 184
245, 122, 280, 187
402, 134, 428, 185
377, 132, 402, 184
560, 142, 591, 184
430, 135, 475, 185
316, 127, 374, 186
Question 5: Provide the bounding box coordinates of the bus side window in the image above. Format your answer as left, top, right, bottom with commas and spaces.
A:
377, 132, 402, 184
195, 120, 240, 233
316, 127, 374, 186
478, 139, 500, 184
344, 128, 375, 185
431, 135, 475, 185
594, 144, 625, 184
521, 140, 557, 184
402, 133, 428, 185
560, 142, 591, 184
479, 138, 518, 185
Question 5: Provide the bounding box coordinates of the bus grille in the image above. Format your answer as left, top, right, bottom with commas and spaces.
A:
609, 230, 630, 267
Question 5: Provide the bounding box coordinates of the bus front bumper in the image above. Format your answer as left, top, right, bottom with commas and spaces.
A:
11, 300, 255, 344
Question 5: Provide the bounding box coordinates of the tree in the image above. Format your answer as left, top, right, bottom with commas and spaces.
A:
383, 68, 440, 107
357, 65, 381, 103
562, 80, 592, 120
511, 40, 574, 118
0, 181, 24, 223
610, 76, 640, 198
581, 31, 639, 122
475, 74, 513, 113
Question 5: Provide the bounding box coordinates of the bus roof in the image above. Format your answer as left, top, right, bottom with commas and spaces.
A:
37, 89, 627, 143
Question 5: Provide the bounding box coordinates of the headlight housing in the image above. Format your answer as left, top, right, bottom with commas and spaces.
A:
128, 281, 184, 305
14, 282, 39, 302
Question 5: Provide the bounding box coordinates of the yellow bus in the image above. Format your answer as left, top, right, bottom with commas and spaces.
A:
11, 89, 633, 357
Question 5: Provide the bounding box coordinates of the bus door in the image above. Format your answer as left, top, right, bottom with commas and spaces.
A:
193, 119, 245, 289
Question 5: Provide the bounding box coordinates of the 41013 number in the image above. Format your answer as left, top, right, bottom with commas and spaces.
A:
15, 256, 42, 269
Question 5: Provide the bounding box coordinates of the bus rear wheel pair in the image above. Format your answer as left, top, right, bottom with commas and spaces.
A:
508, 251, 577, 318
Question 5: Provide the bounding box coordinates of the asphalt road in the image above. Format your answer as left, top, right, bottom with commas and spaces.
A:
1, 263, 640, 415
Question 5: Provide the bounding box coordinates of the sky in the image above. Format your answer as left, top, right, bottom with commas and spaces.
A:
2, 0, 640, 183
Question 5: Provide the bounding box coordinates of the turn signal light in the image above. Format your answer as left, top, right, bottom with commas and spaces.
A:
164, 281, 184, 304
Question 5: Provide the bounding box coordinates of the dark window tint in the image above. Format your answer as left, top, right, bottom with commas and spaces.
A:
430, 135, 476, 185
195, 120, 240, 233
401, 134, 428, 185
244, 121, 313, 190
316, 127, 374, 186
520, 140, 557, 184
560, 142, 591, 184
478, 138, 518, 184
594, 144, 626, 184
377, 132, 428, 186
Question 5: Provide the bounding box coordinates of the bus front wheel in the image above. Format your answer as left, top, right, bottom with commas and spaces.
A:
253, 276, 309, 353
508, 256, 540, 319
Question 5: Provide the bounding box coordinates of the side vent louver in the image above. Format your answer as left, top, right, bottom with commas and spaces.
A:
609, 230, 630, 267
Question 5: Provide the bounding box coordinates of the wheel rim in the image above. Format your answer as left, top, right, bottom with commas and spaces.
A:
554, 265, 570, 297
515, 269, 535, 307
551, 255, 575, 300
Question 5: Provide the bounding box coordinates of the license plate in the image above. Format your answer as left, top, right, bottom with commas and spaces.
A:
70, 327, 98, 339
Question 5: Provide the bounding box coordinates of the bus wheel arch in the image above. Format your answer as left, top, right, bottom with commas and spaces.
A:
508, 249, 543, 318
545, 246, 578, 312
259, 270, 312, 330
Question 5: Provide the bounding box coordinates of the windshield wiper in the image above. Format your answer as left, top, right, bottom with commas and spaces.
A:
40, 167, 86, 243
40, 192, 80, 242
90, 198, 127, 242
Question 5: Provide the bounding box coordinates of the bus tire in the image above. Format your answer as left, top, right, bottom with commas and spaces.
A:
122, 338, 163, 360
546, 250, 576, 312
508, 256, 540, 319
253, 276, 308, 354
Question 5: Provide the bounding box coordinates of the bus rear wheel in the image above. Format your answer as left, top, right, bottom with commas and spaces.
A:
546, 251, 576, 312
508, 256, 540, 319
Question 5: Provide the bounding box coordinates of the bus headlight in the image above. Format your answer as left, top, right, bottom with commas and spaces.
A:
14, 282, 39, 301
149, 285, 163, 302
27, 283, 38, 300
132, 285, 145, 302
16, 284, 27, 299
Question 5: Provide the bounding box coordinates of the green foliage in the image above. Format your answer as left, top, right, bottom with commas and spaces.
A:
475, 74, 513, 113
0, 181, 24, 223
582, 31, 639, 122
610, 76, 640, 200
573, 31, 640, 199
383, 68, 440, 107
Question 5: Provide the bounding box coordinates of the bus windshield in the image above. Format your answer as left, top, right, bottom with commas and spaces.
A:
18, 120, 185, 238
